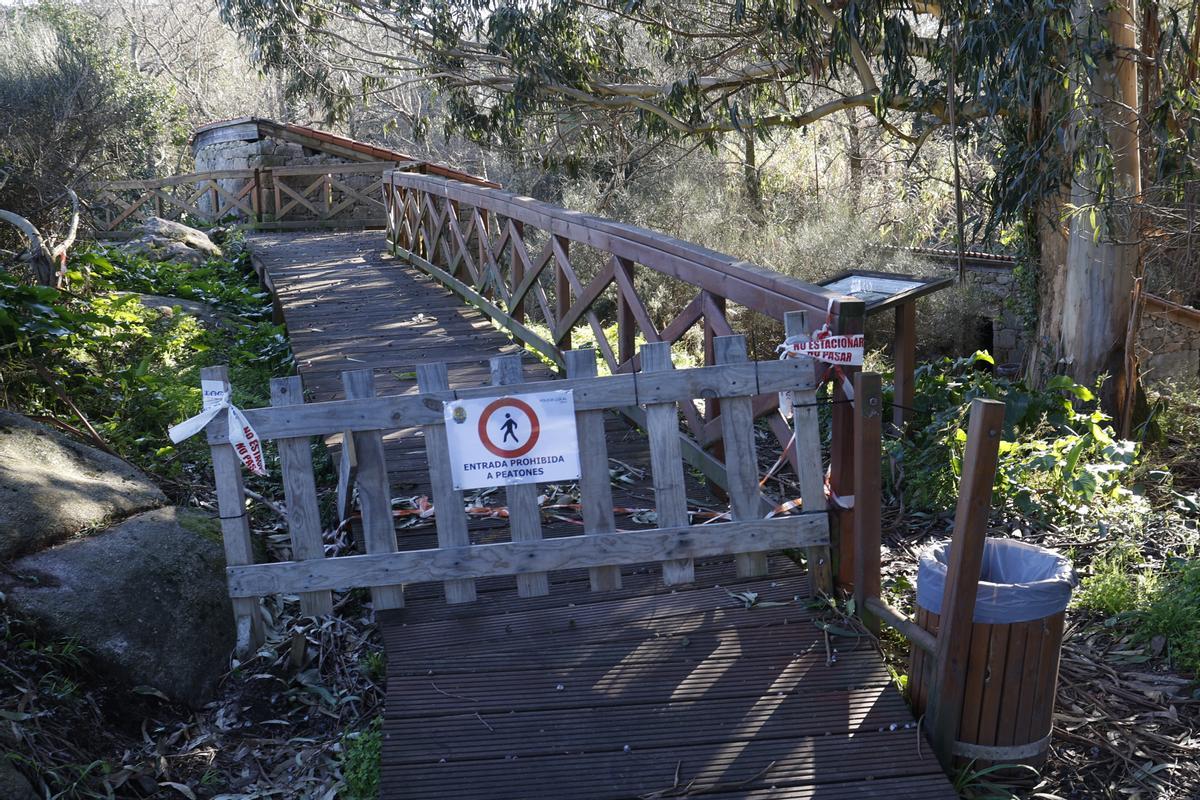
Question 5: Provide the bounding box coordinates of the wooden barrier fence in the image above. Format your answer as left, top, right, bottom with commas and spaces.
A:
202, 339, 834, 652
90, 162, 405, 233
382, 170, 866, 582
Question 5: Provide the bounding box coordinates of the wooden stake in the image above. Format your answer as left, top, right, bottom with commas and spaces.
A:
852, 372, 882, 633
928, 397, 1005, 768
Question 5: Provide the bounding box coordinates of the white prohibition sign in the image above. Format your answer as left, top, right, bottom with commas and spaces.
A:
443, 389, 581, 490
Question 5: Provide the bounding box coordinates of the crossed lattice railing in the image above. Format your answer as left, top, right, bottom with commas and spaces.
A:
90, 163, 405, 233
383, 170, 866, 580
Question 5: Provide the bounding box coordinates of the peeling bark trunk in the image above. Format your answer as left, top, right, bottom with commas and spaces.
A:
742, 131, 765, 224
1034, 0, 1142, 415
845, 107, 863, 211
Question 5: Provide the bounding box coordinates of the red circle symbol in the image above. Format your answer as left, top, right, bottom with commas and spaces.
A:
478, 397, 540, 458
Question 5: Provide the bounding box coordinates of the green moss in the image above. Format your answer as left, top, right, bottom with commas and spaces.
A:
176, 510, 222, 544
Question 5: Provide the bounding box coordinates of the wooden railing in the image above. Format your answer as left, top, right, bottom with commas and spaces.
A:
202, 342, 834, 652
90, 162, 407, 233
382, 170, 866, 578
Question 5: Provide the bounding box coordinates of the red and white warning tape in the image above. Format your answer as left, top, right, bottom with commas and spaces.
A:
168, 380, 267, 476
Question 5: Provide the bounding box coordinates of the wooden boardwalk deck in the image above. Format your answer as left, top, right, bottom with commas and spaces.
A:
247, 231, 958, 799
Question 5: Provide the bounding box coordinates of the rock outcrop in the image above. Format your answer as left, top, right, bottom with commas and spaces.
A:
120, 217, 223, 265
0, 411, 166, 561
3, 507, 235, 707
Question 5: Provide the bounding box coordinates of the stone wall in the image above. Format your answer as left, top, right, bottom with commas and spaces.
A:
961, 265, 1200, 386
1139, 305, 1200, 386
961, 266, 1027, 367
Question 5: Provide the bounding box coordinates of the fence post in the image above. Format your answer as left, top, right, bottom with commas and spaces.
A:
270, 376, 334, 616
253, 169, 264, 226
555, 236, 572, 351
852, 372, 883, 633
201, 365, 265, 654
828, 298, 865, 588
893, 301, 917, 433
927, 397, 1006, 768
341, 369, 406, 611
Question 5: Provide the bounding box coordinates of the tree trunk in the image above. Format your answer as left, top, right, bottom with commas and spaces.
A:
1033, 0, 1142, 414
845, 107, 864, 211
742, 131, 765, 224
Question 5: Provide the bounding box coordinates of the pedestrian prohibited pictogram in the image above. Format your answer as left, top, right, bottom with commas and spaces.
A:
444, 390, 580, 490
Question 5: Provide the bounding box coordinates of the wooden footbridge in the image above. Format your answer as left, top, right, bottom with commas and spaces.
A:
149, 166, 1012, 798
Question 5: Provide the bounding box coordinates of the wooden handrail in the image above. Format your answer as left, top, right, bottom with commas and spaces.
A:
385, 171, 856, 319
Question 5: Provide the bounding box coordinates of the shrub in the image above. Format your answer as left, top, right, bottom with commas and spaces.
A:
0, 3, 185, 248
340, 716, 382, 800
889, 351, 1138, 522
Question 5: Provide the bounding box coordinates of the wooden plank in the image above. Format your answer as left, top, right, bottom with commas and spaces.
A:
958, 619, 993, 746
1012, 618, 1046, 749
382, 728, 947, 799
994, 620, 1030, 748
640, 342, 694, 585
927, 397, 1005, 767
893, 301, 917, 432
1028, 611, 1065, 753
491, 354, 550, 598
334, 428, 357, 524
566, 349, 621, 591
201, 365, 264, 653
852, 372, 882, 630
975, 623, 1009, 749
385, 686, 907, 764
341, 369, 406, 610
384, 647, 888, 718
713, 335, 767, 577
784, 312, 833, 596
416, 362, 476, 604
269, 376, 334, 617
226, 516, 827, 597
202, 358, 818, 444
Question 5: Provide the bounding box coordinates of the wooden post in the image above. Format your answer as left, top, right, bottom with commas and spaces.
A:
784, 313, 833, 596
201, 365, 265, 654
417, 362, 477, 604
270, 376, 334, 617
893, 301, 917, 433
253, 169, 264, 226
566, 349, 621, 591
640, 342, 695, 586
555, 236, 572, 351
511, 221, 526, 325
341, 369, 406, 611
927, 397, 1006, 768
714, 335, 767, 577
491, 354, 550, 597
829, 299, 865, 588
702, 293, 726, 421
852, 372, 882, 633
615, 257, 636, 367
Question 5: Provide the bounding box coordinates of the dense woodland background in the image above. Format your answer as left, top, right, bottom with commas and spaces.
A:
2, 0, 1200, 798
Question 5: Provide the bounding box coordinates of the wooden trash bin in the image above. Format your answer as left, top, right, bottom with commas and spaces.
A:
908, 537, 1075, 767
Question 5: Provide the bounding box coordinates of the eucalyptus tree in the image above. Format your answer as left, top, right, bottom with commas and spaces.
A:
218, 0, 1198, 412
